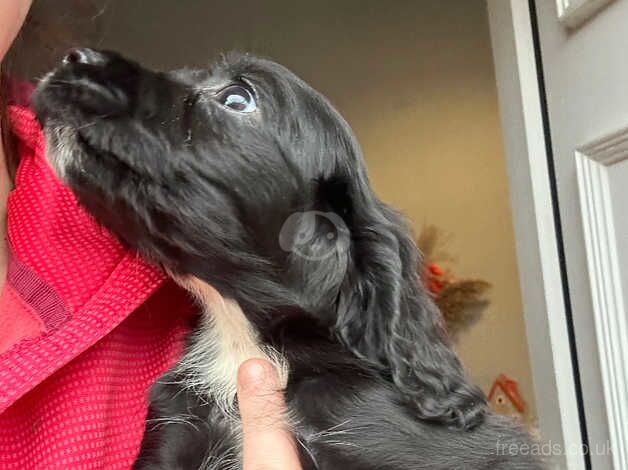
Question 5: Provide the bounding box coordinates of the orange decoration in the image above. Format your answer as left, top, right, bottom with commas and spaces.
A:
417, 225, 490, 339
428, 263, 444, 276
488, 374, 527, 413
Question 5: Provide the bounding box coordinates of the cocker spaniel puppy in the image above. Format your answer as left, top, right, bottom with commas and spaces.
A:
33, 48, 542, 469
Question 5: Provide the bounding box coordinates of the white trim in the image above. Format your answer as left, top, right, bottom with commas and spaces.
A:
487, 1, 585, 469
575, 133, 628, 470
555, 0, 615, 28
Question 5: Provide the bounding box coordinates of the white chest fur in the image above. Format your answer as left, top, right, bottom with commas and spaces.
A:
174, 277, 289, 415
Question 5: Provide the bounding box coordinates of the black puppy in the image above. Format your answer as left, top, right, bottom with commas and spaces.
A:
33, 48, 542, 469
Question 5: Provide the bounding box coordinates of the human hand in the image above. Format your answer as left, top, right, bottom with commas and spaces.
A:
237, 358, 303, 470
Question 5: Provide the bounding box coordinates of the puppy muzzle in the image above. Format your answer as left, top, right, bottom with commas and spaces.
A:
35, 48, 160, 121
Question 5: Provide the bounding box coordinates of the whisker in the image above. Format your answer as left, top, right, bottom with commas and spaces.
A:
146, 414, 202, 433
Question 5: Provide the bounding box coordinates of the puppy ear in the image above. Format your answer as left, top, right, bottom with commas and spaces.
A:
278, 177, 352, 312
335, 202, 488, 430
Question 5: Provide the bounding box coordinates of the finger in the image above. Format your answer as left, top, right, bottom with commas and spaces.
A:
237, 358, 302, 470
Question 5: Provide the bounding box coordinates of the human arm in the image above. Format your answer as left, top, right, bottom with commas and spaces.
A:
0, 0, 32, 290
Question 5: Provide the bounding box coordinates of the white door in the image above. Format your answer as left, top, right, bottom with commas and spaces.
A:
488, 1, 628, 469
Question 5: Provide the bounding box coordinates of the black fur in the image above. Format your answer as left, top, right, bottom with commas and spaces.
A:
33, 48, 543, 469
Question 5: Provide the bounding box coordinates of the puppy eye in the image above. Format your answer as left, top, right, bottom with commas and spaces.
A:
216, 84, 256, 113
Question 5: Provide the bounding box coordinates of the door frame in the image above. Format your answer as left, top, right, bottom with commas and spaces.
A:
486, 1, 587, 468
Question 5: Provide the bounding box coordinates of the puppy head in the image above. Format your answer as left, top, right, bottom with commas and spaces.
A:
33, 49, 486, 429
33, 48, 357, 313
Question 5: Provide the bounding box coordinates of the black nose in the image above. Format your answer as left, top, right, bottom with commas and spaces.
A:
56, 48, 138, 116
63, 48, 108, 67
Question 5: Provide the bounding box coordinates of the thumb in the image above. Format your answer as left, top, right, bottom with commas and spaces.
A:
237, 358, 302, 470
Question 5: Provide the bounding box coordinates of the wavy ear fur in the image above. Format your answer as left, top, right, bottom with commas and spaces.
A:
329, 187, 487, 430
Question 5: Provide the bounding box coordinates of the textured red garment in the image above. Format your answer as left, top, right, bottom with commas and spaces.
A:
0, 106, 193, 469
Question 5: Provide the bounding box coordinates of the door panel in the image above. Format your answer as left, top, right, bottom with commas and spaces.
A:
536, 0, 628, 467
609, 160, 628, 293
489, 0, 628, 468
488, 2, 586, 469
576, 134, 628, 469
556, 0, 615, 27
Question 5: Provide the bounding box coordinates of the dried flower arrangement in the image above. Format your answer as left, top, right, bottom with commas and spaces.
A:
417, 225, 491, 340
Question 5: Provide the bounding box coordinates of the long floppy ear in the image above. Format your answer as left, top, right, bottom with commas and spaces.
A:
334, 199, 487, 430
278, 177, 353, 313
281, 174, 487, 429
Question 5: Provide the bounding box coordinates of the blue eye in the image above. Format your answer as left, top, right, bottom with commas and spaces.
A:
216, 84, 256, 113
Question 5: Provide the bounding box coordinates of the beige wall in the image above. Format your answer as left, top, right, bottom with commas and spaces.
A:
100, 0, 536, 416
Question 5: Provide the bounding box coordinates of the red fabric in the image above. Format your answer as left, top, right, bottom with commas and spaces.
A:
0, 106, 193, 468
0, 285, 45, 355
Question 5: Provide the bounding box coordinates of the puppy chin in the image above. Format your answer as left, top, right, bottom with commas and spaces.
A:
171, 274, 289, 414
43, 125, 83, 181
